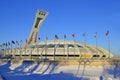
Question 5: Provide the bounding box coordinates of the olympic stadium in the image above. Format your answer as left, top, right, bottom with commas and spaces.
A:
1, 10, 120, 80
4, 40, 112, 61
2, 10, 113, 62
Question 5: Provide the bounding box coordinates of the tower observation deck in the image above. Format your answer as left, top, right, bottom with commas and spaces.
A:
26, 10, 48, 47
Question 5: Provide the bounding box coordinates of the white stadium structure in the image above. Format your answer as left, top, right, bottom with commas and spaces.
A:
1, 10, 120, 80
4, 10, 113, 61
5, 40, 112, 61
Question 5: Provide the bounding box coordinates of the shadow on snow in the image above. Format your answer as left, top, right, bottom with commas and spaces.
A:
0, 61, 89, 80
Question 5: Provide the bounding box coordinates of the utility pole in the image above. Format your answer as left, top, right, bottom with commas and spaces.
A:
64, 34, 66, 60
106, 31, 110, 59
82, 33, 86, 59
45, 35, 48, 59
72, 34, 75, 59
94, 32, 98, 49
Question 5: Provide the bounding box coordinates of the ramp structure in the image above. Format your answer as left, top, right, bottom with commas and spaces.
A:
26, 10, 48, 47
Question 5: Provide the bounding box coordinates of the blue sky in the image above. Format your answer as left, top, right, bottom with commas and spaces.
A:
0, 0, 120, 56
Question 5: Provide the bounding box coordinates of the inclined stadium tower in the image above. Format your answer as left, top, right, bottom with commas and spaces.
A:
4, 10, 113, 61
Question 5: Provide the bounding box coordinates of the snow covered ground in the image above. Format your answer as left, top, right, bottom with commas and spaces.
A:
0, 60, 120, 80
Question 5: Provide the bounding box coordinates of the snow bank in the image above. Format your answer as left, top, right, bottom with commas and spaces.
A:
0, 61, 120, 80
